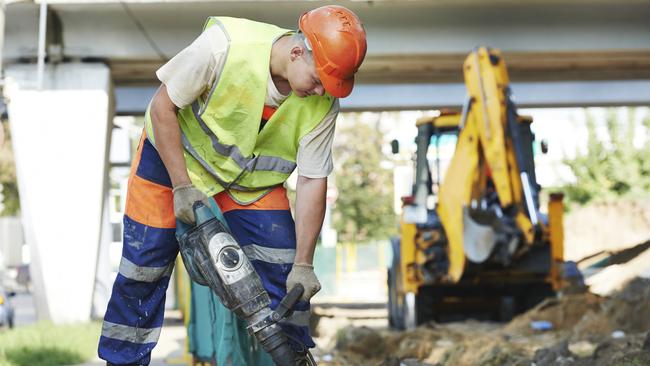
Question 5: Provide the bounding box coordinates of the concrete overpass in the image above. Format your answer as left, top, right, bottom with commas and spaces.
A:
1, 0, 649, 323
4, 0, 650, 111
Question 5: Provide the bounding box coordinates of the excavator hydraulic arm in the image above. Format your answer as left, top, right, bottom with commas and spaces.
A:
431, 48, 542, 283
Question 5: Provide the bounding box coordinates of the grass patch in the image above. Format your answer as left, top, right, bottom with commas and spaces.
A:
0, 321, 101, 366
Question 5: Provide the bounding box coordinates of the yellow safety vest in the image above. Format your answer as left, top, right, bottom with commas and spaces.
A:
145, 16, 335, 204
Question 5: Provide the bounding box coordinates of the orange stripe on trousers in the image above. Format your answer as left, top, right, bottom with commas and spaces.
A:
124, 132, 175, 229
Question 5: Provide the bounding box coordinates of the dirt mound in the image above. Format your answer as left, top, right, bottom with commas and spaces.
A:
531, 332, 650, 366
335, 326, 387, 359
503, 277, 650, 339
574, 277, 650, 337
608, 277, 650, 332
439, 334, 530, 366
584, 332, 650, 366
386, 327, 440, 360
319, 277, 650, 365
504, 293, 603, 335
334, 325, 440, 363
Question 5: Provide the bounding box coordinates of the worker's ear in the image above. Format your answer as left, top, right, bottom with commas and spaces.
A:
290, 45, 305, 62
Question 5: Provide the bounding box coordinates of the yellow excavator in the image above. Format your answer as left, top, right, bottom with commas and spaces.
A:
388, 47, 579, 329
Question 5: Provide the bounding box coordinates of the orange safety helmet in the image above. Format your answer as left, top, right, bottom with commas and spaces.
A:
299, 5, 367, 98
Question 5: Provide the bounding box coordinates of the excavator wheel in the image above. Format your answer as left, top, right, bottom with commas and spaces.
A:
388, 238, 416, 329
387, 238, 404, 329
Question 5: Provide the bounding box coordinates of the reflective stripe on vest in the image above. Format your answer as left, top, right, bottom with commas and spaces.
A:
180, 133, 278, 192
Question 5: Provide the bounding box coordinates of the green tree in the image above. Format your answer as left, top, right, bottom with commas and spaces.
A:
331, 114, 396, 243
563, 108, 650, 205
0, 120, 20, 216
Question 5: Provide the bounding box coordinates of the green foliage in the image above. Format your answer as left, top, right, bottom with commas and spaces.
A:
0, 121, 20, 216
0, 183, 20, 217
331, 115, 396, 243
563, 108, 650, 205
0, 321, 101, 366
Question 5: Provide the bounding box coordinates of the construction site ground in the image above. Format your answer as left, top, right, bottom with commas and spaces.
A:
73, 275, 650, 366
74, 201, 650, 366
313, 279, 650, 365
70, 247, 650, 366
312, 241, 650, 366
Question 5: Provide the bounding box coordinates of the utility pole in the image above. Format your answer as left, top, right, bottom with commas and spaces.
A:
1, 0, 5, 86
37, 0, 48, 90
1, 0, 5, 147
0, 0, 5, 192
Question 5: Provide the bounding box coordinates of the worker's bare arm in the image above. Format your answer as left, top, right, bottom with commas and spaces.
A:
150, 84, 192, 188
294, 176, 327, 264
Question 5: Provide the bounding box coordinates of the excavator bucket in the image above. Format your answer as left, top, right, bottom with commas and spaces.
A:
462, 208, 498, 263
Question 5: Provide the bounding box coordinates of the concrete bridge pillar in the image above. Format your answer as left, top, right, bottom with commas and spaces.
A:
4, 62, 112, 323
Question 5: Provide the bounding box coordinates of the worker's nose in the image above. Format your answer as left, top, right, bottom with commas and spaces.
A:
314, 85, 325, 96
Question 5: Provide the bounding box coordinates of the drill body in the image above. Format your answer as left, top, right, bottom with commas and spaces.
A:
176, 202, 300, 366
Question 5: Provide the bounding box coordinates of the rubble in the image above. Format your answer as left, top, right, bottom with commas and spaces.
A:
504, 293, 603, 336
568, 340, 596, 358
335, 326, 386, 358
532, 340, 574, 366
316, 275, 650, 366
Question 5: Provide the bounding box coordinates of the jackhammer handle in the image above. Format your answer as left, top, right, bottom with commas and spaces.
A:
273, 284, 304, 321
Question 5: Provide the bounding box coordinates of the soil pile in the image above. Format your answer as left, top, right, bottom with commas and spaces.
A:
317, 277, 650, 366
574, 277, 650, 337
504, 292, 604, 335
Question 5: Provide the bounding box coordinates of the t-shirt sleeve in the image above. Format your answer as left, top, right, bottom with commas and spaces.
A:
155, 26, 228, 109
296, 99, 340, 178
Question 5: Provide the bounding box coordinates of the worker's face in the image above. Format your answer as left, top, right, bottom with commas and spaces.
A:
287, 46, 325, 98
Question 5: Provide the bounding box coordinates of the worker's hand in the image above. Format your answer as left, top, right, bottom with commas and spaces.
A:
286, 263, 321, 302
172, 183, 210, 225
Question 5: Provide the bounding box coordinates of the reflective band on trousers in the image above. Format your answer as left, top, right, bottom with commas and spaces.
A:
119, 257, 174, 283
102, 321, 162, 344
191, 101, 296, 174
242, 244, 296, 264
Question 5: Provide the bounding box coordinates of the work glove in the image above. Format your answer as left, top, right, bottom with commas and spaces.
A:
172, 183, 210, 225
286, 263, 321, 302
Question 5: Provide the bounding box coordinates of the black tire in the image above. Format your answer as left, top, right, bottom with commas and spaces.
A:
415, 285, 436, 325
387, 238, 406, 330
388, 267, 406, 330
498, 296, 515, 322
387, 267, 396, 328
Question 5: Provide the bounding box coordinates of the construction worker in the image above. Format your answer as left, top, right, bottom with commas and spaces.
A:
98, 5, 366, 366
